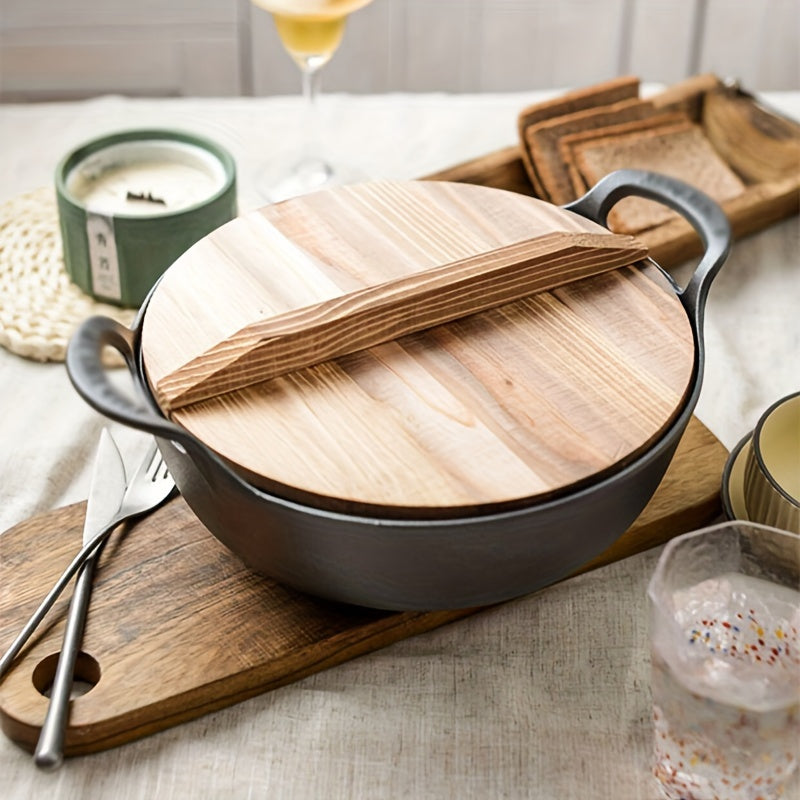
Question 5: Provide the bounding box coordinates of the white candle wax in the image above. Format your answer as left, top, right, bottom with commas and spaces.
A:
66, 140, 228, 217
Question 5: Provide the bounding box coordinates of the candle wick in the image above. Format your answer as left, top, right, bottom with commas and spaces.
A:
126, 190, 167, 206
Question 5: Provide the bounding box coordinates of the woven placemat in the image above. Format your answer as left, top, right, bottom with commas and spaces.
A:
0, 187, 136, 363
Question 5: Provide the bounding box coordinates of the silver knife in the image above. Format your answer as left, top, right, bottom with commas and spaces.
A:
34, 428, 127, 770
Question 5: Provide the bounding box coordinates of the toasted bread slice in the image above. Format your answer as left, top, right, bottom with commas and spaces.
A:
517, 76, 640, 199
557, 111, 693, 197
524, 98, 657, 204
573, 123, 746, 234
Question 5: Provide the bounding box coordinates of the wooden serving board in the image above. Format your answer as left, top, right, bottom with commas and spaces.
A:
142, 180, 694, 518
0, 415, 726, 756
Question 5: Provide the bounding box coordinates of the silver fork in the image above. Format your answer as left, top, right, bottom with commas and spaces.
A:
0, 440, 175, 683
33, 439, 174, 768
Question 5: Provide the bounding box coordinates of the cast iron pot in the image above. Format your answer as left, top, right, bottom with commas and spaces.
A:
66, 169, 731, 610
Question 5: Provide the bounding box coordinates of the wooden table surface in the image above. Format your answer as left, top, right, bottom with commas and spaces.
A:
0, 90, 798, 800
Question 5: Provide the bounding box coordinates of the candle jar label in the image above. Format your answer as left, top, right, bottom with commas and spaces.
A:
86, 213, 122, 302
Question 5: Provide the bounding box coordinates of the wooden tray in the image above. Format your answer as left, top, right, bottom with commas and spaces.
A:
428, 80, 800, 270
0, 415, 726, 756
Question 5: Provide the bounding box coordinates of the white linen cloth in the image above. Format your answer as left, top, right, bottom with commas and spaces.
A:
1, 91, 798, 799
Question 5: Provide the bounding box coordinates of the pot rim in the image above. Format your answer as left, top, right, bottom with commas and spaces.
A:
131, 264, 705, 528
71, 170, 731, 528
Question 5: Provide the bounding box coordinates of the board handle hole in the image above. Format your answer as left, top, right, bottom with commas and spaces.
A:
32, 652, 102, 699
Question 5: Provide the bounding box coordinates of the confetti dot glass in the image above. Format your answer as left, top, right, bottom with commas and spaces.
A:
648, 521, 800, 799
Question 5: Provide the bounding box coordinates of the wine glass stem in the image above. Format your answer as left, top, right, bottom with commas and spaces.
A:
301, 60, 325, 165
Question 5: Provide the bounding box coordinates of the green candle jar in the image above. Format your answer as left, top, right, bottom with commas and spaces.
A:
56, 129, 237, 308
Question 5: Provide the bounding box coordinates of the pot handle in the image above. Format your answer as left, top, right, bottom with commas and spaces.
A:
66, 315, 195, 449
67, 315, 259, 491
563, 168, 731, 339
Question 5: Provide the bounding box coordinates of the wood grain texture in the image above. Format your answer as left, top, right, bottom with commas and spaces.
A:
0, 415, 727, 757
424, 144, 534, 196
702, 85, 800, 184
156, 232, 648, 411
648, 72, 723, 121
141, 180, 693, 516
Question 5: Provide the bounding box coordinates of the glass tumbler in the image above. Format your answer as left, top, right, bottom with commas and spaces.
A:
648, 521, 799, 800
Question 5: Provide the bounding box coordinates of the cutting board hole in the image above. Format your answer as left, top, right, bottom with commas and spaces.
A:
32, 652, 102, 700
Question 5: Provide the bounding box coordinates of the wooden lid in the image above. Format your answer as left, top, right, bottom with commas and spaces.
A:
141, 181, 695, 518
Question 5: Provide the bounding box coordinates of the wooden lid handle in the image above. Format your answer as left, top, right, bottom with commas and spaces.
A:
155, 231, 647, 411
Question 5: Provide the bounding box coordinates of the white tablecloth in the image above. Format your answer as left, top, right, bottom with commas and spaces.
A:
1, 91, 798, 799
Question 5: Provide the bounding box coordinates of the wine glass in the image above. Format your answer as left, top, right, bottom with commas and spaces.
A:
251, 0, 376, 202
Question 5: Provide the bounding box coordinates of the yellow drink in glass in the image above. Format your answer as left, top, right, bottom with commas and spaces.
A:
250, 0, 376, 201
253, 0, 374, 66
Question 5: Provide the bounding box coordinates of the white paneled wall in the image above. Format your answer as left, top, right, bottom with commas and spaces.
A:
624, 0, 699, 83
1, 0, 798, 101
699, 0, 800, 89
1, 0, 243, 99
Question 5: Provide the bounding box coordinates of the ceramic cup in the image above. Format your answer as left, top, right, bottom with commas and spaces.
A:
743, 390, 800, 533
